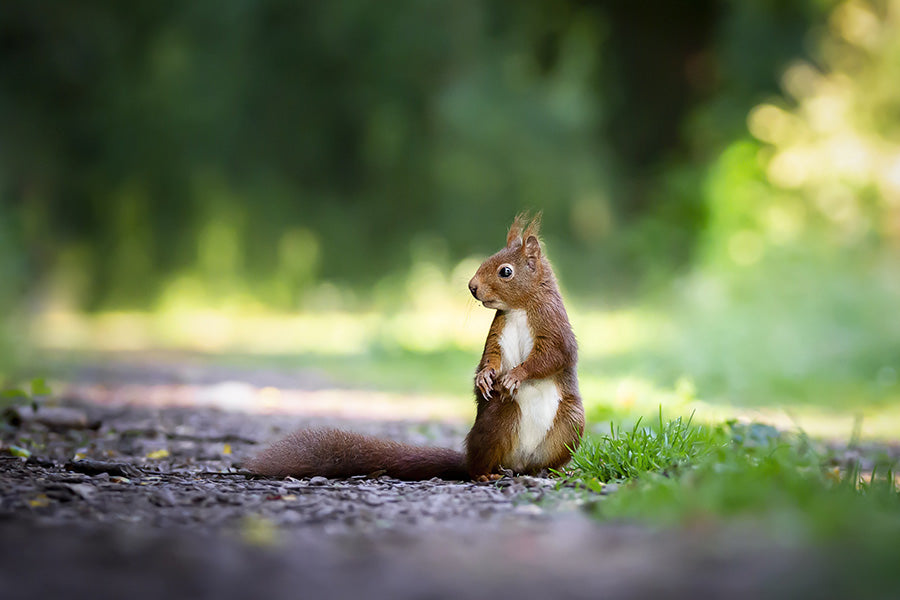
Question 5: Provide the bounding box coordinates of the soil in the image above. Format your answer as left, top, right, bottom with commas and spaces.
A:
0, 356, 883, 599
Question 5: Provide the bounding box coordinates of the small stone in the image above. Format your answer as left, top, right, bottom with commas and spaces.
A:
6, 405, 92, 430
513, 504, 543, 516
519, 476, 551, 488
66, 483, 97, 500
151, 489, 177, 507
308, 476, 329, 486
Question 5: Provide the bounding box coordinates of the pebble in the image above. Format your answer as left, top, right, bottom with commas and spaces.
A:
151, 489, 177, 507
513, 504, 543, 516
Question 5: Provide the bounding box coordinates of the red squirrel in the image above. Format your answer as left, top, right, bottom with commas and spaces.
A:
246, 213, 584, 481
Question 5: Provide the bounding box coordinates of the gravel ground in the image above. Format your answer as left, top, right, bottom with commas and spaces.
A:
0, 360, 886, 599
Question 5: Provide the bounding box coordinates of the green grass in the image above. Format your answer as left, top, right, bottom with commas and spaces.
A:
561, 409, 727, 484
564, 413, 900, 544
598, 436, 900, 542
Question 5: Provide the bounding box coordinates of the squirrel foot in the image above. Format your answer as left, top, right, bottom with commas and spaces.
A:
475, 473, 504, 483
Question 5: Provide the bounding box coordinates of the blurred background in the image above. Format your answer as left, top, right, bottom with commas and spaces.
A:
1, 0, 898, 436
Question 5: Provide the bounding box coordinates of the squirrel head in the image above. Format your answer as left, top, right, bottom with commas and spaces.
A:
468, 212, 547, 311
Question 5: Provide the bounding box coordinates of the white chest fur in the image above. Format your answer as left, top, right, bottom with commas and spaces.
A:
498, 310, 561, 469
499, 309, 533, 371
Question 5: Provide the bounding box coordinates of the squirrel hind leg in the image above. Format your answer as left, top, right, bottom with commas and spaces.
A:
530, 399, 585, 473
465, 398, 519, 480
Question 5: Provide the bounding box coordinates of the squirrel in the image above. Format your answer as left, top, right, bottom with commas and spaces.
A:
245, 213, 584, 482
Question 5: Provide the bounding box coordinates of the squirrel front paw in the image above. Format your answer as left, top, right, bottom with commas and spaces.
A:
475, 367, 496, 399
500, 366, 525, 394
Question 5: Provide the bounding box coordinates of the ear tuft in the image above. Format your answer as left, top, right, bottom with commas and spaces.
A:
523, 211, 542, 241
507, 212, 530, 248
507, 210, 542, 248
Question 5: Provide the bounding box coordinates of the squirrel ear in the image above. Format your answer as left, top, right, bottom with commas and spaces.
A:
524, 235, 541, 270
507, 212, 529, 248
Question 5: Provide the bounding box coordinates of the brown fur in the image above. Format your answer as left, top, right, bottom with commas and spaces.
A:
466, 211, 583, 479
244, 428, 467, 481
246, 212, 583, 482
464, 382, 519, 477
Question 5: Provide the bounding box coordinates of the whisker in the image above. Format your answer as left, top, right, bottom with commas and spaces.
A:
464, 297, 476, 325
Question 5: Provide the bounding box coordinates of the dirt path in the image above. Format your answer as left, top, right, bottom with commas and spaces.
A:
0, 358, 866, 599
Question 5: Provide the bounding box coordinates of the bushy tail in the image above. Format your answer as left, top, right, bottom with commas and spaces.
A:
245, 428, 469, 481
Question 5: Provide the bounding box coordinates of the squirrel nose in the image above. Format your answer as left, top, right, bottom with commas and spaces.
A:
468, 281, 478, 299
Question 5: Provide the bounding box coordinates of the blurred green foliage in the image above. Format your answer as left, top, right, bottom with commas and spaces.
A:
0, 200, 24, 379
3, 0, 900, 412
0, 0, 851, 311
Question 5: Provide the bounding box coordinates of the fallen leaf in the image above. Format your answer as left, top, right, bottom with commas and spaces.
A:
29, 494, 50, 507
146, 449, 170, 460
222, 443, 232, 455
240, 515, 279, 547
31, 378, 52, 396
7, 445, 31, 458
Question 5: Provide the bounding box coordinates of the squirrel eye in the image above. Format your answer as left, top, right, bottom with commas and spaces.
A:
498, 265, 514, 279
